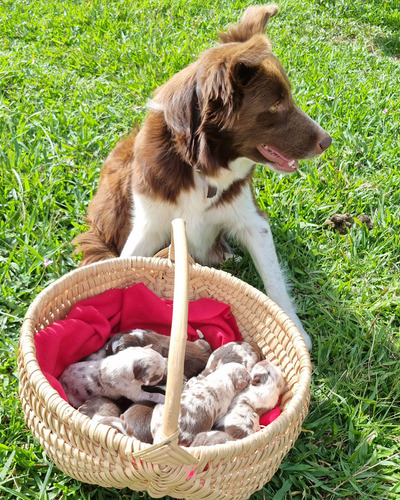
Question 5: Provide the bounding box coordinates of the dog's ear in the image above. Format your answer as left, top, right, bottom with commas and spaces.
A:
151, 33, 271, 171
235, 375, 251, 392
196, 35, 271, 170
150, 68, 202, 166
219, 4, 279, 44
230, 33, 272, 86
199, 34, 271, 121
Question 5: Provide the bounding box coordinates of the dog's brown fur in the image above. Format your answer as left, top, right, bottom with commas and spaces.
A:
72, 6, 331, 352
75, 133, 135, 264
73, 5, 330, 267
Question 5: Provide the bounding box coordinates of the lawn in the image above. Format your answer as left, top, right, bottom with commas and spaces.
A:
1, 0, 399, 498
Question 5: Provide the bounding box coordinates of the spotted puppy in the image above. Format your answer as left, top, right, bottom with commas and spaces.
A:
106, 328, 212, 379
151, 362, 251, 446
184, 341, 264, 392
59, 345, 167, 408
214, 360, 286, 439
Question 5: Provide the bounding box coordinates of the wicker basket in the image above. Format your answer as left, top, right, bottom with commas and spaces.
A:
18, 218, 311, 500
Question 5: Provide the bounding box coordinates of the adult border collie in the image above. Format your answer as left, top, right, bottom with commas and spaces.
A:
73, 5, 332, 351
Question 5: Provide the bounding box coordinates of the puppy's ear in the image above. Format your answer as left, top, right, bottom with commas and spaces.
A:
233, 370, 251, 392
133, 359, 147, 383
251, 375, 262, 386
236, 376, 250, 392
219, 5, 279, 44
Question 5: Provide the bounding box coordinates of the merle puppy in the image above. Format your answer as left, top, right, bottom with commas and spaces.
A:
59, 345, 167, 408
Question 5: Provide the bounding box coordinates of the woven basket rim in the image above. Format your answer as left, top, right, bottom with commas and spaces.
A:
19, 254, 311, 461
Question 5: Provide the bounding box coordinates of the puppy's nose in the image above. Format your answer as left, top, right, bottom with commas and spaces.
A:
319, 135, 332, 152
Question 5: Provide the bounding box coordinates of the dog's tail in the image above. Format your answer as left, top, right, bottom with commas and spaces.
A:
72, 228, 119, 267
73, 133, 137, 267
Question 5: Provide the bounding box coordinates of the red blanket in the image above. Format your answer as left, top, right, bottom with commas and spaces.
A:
34, 282, 280, 425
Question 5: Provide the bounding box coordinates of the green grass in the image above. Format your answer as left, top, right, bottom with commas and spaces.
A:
1, 0, 399, 498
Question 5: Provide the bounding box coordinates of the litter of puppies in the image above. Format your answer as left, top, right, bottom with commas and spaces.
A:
59, 329, 287, 446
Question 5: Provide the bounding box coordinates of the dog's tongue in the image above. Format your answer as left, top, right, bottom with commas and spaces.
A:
257, 145, 299, 173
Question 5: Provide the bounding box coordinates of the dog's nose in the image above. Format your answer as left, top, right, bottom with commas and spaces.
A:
319, 135, 332, 152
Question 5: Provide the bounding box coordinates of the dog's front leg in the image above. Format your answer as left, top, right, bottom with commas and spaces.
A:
120, 195, 171, 258
121, 226, 167, 258
226, 190, 312, 351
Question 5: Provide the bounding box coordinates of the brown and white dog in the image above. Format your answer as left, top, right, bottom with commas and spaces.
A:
73, 5, 331, 351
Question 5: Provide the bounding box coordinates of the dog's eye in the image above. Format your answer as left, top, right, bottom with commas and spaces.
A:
269, 101, 280, 113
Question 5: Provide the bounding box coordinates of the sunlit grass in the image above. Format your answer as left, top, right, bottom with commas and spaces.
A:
1, 0, 399, 498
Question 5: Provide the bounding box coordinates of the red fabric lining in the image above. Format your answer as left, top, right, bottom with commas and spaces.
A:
34, 282, 280, 423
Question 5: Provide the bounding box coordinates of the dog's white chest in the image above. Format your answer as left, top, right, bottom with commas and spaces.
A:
122, 157, 255, 264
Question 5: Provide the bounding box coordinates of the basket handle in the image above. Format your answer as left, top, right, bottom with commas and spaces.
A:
153, 242, 196, 266
160, 218, 189, 440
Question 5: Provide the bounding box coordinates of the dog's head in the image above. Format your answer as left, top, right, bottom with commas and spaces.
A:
250, 359, 287, 395
151, 4, 331, 175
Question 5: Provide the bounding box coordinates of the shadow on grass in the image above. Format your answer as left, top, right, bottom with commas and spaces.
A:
373, 34, 400, 58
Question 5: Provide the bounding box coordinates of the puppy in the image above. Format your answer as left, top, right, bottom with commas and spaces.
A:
151, 362, 251, 446
73, 5, 332, 352
190, 430, 232, 446
120, 402, 155, 443
78, 396, 123, 420
92, 402, 155, 443
106, 328, 212, 378
202, 341, 264, 375
59, 346, 167, 408
184, 341, 264, 392
214, 360, 286, 439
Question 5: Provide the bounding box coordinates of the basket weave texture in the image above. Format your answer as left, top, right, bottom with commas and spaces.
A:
18, 222, 311, 500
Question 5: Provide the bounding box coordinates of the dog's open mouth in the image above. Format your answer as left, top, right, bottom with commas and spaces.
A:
257, 145, 299, 173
